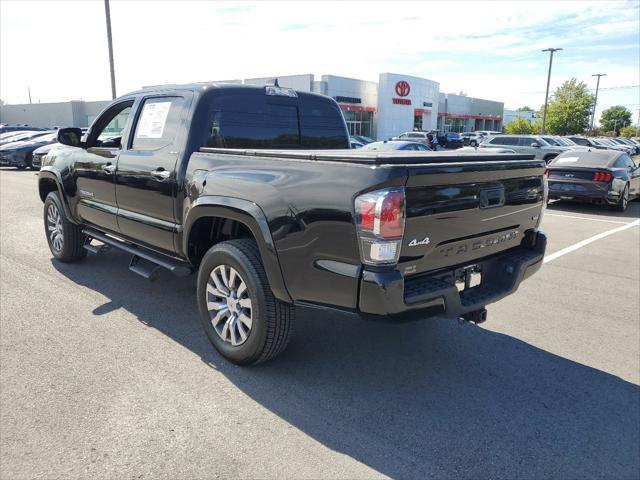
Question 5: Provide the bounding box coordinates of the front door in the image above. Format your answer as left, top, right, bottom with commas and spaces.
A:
75, 101, 134, 233
115, 95, 189, 254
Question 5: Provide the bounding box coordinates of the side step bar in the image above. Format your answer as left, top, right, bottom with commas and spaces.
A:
82, 228, 192, 278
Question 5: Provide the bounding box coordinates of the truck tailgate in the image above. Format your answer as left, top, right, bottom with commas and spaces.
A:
399, 159, 546, 276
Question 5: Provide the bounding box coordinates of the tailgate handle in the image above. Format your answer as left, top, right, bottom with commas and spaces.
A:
479, 187, 505, 209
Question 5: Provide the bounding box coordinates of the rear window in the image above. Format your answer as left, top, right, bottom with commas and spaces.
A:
204, 93, 348, 149
490, 136, 518, 146
551, 152, 612, 167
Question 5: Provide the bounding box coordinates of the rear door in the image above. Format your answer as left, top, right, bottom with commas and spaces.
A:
115, 94, 191, 253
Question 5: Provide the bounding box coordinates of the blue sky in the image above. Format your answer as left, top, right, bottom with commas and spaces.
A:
1, 1, 638, 124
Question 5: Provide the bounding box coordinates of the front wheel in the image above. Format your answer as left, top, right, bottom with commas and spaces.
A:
470, 140, 477, 147
43, 191, 87, 262
196, 239, 294, 365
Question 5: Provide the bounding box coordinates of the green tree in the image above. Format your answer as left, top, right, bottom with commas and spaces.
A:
600, 106, 632, 135
619, 125, 638, 138
542, 78, 594, 135
505, 117, 535, 134
458, 91, 467, 97
516, 106, 534, 112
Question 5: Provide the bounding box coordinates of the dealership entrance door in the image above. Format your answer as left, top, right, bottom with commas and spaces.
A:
342, 109, 373, 138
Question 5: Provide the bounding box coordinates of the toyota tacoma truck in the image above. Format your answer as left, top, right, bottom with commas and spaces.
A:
38, 83, 547, 365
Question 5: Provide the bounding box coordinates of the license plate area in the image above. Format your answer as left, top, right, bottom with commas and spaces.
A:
455, 264, 482, 291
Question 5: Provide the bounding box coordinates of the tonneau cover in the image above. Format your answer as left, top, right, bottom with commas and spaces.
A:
200, 147, 536, 165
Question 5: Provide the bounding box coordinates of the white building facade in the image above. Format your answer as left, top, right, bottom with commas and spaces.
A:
1, 72, 504, 140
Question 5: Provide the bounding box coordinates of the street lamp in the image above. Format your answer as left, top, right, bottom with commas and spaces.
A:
104, 0, 116, 99
589, 73, 606, 135
540, 48, 563, 134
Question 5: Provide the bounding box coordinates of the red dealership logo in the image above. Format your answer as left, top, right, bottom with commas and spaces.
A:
395, 81, 410, 97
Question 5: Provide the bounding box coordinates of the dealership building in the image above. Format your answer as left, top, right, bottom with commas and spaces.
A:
0, 73, 504, 140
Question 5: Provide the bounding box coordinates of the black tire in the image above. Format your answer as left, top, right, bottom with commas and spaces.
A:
196, 239, 294, 365
43, 191, 87, 262
613, 184, 629, 212
470, 140, 477, 147
16, 165, 27, 170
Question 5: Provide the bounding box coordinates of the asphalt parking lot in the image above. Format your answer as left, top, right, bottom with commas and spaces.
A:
1, 167, 638, 479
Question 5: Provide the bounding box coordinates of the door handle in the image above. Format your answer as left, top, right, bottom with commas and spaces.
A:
151, 168, 171, 180
103, 163, 116, 174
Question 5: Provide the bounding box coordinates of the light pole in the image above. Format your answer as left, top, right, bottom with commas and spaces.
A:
589, 73, 606, 135
540, 47, 562, 134
104, 0, 116, 99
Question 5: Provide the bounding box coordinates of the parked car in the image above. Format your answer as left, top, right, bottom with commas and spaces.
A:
0, 125, 45, 134
458, 146, 517, 154
349, 137, 365, 149
479, 134, 569, 163
362, 140, 431, 151
0, 130, 53, 146
460, 132, 485, 147
542, 136, 590, 151
592, 138, 635, 154
547, 149, 639, 211
0, 132, 58, 169
351, 135, 375, 145
476, 130, 502, 137
391, 131, 430, 144
610, 137, 640, 155
437, 132, 464, 149
39, 82, 546, 365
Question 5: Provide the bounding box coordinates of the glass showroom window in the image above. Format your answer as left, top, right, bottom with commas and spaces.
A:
342, 110, 372, 138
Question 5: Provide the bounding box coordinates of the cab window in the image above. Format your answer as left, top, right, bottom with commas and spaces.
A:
131, 96, 184, 150
89, 101, 134, 149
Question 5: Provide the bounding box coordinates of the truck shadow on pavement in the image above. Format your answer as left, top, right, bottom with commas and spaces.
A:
52, 253, 640, 479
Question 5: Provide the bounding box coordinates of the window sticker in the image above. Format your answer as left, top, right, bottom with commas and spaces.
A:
136, 101, 172, 138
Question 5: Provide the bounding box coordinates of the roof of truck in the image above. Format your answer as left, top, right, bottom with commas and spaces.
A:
121, 82, 328, 100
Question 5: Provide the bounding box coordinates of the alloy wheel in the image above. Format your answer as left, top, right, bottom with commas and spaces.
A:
206, 265, 253, 346
46, 204, 64, 253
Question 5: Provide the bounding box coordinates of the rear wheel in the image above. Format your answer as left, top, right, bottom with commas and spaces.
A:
43, 191, 87, 262
196, 239, 294, 365
613, 184, 629, 212
470, 140, 477, 147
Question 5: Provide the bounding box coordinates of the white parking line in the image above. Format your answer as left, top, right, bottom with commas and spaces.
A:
544, 219, 640, 264
546, 213, 634, 225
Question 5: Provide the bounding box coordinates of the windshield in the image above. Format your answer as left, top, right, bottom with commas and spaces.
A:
558, 137, 576, 146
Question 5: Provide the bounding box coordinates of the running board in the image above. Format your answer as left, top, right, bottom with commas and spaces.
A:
82, 228, 192, 278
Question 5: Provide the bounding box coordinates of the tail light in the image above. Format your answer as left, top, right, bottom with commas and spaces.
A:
355, 188, 405, 265
593, 172, 612, 182
544, 169, 549, 177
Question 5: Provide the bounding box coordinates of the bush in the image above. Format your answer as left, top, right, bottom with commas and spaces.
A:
619, 125, 638, 138
505, 117, 535, 134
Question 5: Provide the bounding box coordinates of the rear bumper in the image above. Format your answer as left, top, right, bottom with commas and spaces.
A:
358, 231, 547, 320
548, 184, 619, 205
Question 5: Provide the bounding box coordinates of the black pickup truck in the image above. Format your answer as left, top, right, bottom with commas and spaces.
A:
38, 83, 547, 365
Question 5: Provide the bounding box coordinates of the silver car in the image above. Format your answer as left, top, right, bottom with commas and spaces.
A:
479, 134, 570, 163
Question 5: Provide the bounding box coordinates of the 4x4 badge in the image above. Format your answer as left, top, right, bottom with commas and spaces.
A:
408, 237, 430, 247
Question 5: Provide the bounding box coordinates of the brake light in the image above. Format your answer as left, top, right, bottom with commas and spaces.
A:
355, 188, 406, 265
593, 172, 612, 182
544, 169, 549, 177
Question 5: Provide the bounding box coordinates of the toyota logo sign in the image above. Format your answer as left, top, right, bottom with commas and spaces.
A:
395, 81, 410, 97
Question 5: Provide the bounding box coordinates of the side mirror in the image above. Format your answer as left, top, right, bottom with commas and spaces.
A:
57, 127, 83, 147
531, 142, 541, 148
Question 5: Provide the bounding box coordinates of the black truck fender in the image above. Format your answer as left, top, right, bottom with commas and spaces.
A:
37, 169, 78, 224
182, 196, 292, 303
